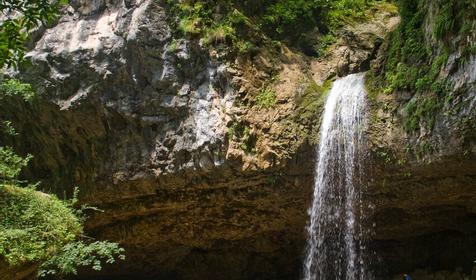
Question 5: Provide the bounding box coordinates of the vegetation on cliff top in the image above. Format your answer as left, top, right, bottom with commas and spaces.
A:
166, 0, 387, 55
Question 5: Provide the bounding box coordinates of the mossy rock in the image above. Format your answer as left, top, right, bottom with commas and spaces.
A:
295, 78, 333, 144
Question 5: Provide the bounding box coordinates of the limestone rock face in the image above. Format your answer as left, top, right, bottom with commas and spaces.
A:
20, 0, 234, 195
13, 1, 311, 278
3, 0, 476, 279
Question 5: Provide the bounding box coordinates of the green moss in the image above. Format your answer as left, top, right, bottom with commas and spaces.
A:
376, 1, 399, 15
371, 0, 475, 133
433, 1, 456, 40
298, 79, 331, 118
295, 78, 332, 144
0, 185, 82, 266
403, 96, 441, 132
415, 141, 434, 161
256, 88, 277, 109
313, 34, 336, 57
364, 71, 385, 101
227, 122, 256, 154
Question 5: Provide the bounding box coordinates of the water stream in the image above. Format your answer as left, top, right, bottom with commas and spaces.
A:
303, 73, 369, 280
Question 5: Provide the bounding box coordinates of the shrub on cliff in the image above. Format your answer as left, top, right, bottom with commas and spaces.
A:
0, 1, 126, 276
166, 0, 378, 55
0, 0, 69, 68
0, 185, 82, 266
0, 183, 126, 278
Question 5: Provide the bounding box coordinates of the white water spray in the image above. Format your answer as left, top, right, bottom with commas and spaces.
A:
303, 73, 369, 280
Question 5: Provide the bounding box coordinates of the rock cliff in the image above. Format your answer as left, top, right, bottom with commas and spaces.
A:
1, 0, 475, 279
365, 0, 476, 276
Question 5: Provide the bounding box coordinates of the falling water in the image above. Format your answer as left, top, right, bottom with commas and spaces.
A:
303, 73, 369, 280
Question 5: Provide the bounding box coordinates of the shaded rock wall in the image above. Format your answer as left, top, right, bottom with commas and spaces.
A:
18, 0, 234, 195
5, 1, 317, 278
365, 0, 476, 276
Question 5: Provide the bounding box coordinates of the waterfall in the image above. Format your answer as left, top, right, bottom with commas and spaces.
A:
303, 73, 369, 280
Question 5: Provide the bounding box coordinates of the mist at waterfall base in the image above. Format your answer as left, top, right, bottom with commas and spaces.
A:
303, 73, 371, 280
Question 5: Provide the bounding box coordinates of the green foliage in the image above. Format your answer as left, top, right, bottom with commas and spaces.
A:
313, 34, 336, 57
166, 0, 382, 56
203, 21, 237, 45
0, 147, 32, 185
433, 1, 456, 40
323, 0, 374, 30
0, 0, 68, 68
0, 79, 125, 278
404, 95, 441, 132
374, 0, 475, 132
0, 79, 35, 101
167, 1, 211, 35
376, 150, 393, 164
167, 1, 253, 54
431, 0, 475, 41
38, 241, 125, 277
1, 121, 17, 136
383, 7, 428, 94
236, 40, 256, 55
262, 0, 320, 35
403, 140, 434, 162
168, 39, 178, 52
0, 185, 82, 266
256, 88, 277, 109
227, 122, 256, 154
415, 141, 433, 161
0, 3, 124, 277
0, 177, 125, 279
262, 0, 376, 36
0, 153, 125, 278
0, 184, 125, 278
383, 17, 451, 94
0, 79, 36, 184
0, 169, 125, 278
